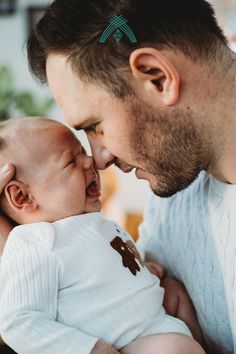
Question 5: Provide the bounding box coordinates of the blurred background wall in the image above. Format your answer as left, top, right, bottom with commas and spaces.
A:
0, 0, 236, 237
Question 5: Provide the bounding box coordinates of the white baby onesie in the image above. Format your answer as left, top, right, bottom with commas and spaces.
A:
0, 212, 190, 354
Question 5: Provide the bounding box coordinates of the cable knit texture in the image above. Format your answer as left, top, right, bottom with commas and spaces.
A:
137, 172, 234, 354
0, 212, 190, 354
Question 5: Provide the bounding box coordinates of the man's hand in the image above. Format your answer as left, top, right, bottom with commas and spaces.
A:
161, 277, 206, 349
91, 341, 120, 354
0, 163, 15, 255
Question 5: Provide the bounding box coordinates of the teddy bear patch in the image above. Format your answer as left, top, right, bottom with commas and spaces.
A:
110, 236, 144, 276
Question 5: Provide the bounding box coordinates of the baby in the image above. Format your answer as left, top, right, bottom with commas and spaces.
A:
0, 117, 205, 354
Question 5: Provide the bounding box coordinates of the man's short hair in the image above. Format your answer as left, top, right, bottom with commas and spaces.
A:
27, 0, 227, 98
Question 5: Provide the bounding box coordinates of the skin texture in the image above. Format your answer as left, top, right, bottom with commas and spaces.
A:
145, 262, 206, 350
46, 52, 207, 198
45, 47, 236, 191
91, 272, 207, 354
121, 333, 205, 354
91, 334, 206, 354
0, 119, 101, 225
91, 341, 119, 354
161, 278, 206, 349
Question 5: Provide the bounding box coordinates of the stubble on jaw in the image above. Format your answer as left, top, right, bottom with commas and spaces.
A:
127, 97, 209, 197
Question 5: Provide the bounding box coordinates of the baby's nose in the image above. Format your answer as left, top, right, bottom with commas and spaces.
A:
82, 155, 94, 170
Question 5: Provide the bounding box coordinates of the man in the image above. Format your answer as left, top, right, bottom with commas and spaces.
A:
1, 0, 236, 352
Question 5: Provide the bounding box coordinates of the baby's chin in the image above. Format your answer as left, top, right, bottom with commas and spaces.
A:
84, 199, 102, 214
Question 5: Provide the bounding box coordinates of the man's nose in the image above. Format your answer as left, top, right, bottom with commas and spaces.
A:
86, 134, 115, 170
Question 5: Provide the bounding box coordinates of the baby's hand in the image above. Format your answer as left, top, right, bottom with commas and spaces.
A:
91, 340, 120, 354
145, 261, 165, 279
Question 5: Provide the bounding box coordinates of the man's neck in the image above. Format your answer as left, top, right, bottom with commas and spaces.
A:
207, 52, 236, 184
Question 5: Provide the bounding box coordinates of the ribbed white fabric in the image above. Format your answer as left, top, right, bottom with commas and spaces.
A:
0, 212, 190, 354
137, 172, 235, 354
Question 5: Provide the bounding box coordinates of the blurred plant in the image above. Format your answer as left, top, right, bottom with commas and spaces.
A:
0, 66, 54, 121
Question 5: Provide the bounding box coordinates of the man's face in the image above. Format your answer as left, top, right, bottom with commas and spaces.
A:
46, 54, 205, 197
23, 123, 101, 221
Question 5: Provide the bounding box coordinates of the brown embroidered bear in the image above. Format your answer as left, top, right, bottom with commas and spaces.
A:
110, 236, 141, 276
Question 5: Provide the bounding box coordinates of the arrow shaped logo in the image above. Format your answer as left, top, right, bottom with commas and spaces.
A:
99, 15, 137, 43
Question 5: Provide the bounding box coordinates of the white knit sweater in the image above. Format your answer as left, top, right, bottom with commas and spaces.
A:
137, 172, 235, 354
0, 212, 190, 354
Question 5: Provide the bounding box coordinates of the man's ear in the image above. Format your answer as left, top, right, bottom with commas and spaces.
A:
129, 47, 180, 106
4, 181, 37, 214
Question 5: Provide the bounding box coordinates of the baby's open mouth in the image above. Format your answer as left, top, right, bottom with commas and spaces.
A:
86, 179, 101, 198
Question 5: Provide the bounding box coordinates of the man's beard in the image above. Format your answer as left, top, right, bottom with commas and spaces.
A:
128, 98, 207, 197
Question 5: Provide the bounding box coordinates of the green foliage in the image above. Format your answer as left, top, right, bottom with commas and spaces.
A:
0, 66, 55, 121
0, 66, 14, 120
14, 93, 54, 116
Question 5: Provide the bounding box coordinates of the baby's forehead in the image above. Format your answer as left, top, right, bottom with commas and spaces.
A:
7, 119, 79, 158
23, 119, 77, 144
3, 118, 83, 162
42, 123, 81, 148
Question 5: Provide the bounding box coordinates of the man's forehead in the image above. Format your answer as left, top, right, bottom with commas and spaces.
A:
47, 54, 95, 98
46, 54, 117, 131
46, 54, 80, 101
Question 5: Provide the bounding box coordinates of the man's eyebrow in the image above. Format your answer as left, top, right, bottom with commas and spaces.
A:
73, 117, 98, 131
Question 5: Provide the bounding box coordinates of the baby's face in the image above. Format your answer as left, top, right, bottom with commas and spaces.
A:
27, 123, 101, 221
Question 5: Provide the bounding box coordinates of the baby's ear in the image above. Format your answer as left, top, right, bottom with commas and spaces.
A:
4, 181, 36, 213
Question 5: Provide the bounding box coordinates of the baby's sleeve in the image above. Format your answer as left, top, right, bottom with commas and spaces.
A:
0, 229, 98, 354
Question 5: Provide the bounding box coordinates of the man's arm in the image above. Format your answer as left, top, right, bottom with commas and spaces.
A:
145, 262, 206, 350
161, 277, 206, 350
